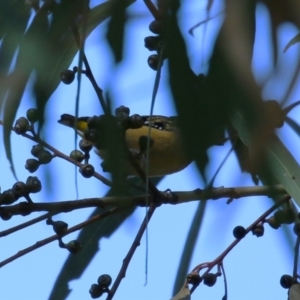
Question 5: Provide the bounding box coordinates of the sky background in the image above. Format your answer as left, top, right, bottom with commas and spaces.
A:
1, 0, 300, 299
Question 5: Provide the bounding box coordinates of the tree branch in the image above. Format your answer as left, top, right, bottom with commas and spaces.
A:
0, 185, 288, 217
0, 207, 119, 268
0, 119, 113, 187
0, 212, 52, 237
189, 195, 291, 294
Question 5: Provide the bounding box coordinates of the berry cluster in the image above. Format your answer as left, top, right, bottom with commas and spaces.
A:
80, 105, 145, 175
26, 143, 53, 173
0, 176, 42, 220
89, 274, 112, 299
144, 20, 166, 70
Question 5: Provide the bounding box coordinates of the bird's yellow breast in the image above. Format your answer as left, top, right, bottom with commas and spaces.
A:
124, 126, 191, 176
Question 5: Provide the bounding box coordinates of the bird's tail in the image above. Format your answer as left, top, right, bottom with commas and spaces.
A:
58, 114, 89, 134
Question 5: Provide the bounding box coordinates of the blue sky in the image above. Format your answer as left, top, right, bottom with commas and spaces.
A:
1, 1, 300, 299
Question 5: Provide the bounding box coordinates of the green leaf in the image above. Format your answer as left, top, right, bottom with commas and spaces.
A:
231, 109, 300, 207
3, 6, 48, 178
166, 0, 216, 180
283, 33, 300, 53
0, 0, 30, 128
106, 0, 127, 63
171, 284, 191, 300
289, 283, 300, 300
41, 0, 135, 99
172, 201, 206, 296
0, 1, 30, 80
49, 177, 162, 300
3, 0, 135, 175
3, 75, 29, 179
35, 0, 134, 129
266, 135, 300, 207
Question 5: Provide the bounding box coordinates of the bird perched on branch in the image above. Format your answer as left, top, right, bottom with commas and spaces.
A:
58, 107, 192, 177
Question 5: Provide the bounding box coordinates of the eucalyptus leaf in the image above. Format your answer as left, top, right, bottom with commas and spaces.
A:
171, 284, 191, 300
167, 0, 217, 180
3, 6, 48, 178
283, 33, 300, 53
266, 135, 300, 206
35, 0, 135, 128
173, 201, 206, 296
106, 0, 127, 63
289, 283, 300, 300
3, 0, 135, 175
48, 177, 162, 300
231, 108, 300, 207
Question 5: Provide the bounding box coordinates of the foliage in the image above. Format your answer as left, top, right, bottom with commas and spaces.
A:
1, 0, 300, 299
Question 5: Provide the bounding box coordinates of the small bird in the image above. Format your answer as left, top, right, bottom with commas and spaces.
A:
58, 113, 192, 177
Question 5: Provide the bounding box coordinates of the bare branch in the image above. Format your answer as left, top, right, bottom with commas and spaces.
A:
0, 185, 288, 217
0, 207, 119, 268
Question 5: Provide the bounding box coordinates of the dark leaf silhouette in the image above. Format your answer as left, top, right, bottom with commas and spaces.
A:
49, 177, 162, 300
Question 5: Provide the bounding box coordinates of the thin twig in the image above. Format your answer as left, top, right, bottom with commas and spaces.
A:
143, 0, 161, 20
106, 203, 157, 300
70, 23, 108, 114
189, 195, 290, 294
293, 235, 300, 277
220, 263, 228, 300
0, 212, 52, 237
0, 207, 119, 268
0, 120, 113, 187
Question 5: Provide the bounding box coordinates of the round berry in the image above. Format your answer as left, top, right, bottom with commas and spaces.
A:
129, 114, 144, 129
26, 176, 42, 193
89, 284, 103, 298
115, 106, 130, 117
0, 209, 12, 221
280, 274, 295, 289
12, 181, 28, 199
97, 274, 112, 288
203, 273, 217, 287
149, 20, 164, 34
233, 226, 246, 239
65, 240, 82, 254
187, 272, 201, 286
80, 164, 95, 178
70, 150, 85, 162
14, 117, 30, 134
0, 189, 16, 205
83, 129, 98, 144
31, 144, 44, 157
148, 54, 160, 70
266, 216, 280, 229
144, 36, 161, 51
60, 70, 75, 84
26, 108, 39, 123
53, 221, 68, 235
38, 150, 53, 164
251, 224, 264, 237
25, 158, 40, 173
